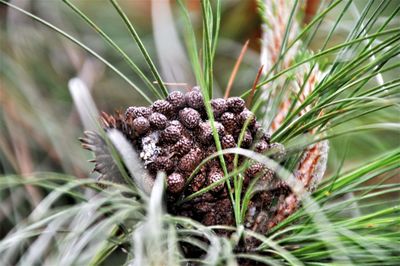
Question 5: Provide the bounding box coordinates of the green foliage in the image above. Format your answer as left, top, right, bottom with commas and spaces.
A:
0, 0, 399, 265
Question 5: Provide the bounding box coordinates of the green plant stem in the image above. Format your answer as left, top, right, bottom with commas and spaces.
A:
0, 0, 153, 103
109, 0, 168, 97
62, 0, 162, 100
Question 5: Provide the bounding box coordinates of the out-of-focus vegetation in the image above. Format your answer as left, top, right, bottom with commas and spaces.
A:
0, 0, 399, 265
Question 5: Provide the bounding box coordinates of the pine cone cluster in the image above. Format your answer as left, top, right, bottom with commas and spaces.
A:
82, 87, 288, 230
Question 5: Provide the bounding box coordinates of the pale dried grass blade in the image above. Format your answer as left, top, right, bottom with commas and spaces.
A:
152, 0, 194, 89
224, 40, 250, 99
68, 77, 99, 131
107, 129, 154, 195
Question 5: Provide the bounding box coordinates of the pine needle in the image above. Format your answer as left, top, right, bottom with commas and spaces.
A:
224, 40, 250, 99
246, 65, 264, 108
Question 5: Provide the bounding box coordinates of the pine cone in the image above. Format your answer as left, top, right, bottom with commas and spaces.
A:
179, 108, 201, 129
154, 156, 174, 173
162, 123, 183, 143
255, 140, 269, 153
167, 91, 186, 109
197, 121, 213, 145
148, 112, 168, 129
82, 87, 290, 234
220, 112, 238, 133
189, 171, 206, 192
167, 172, 185, 193
132, 117, 150, 135
172, 137, 193, 157
185, 89, 204, 110
222, 134, 236, 149
245, 163, 264, 178
227, 97, 245, 113
210, 98, 227, 118
125, 106, 152, 119
152, 100, 173, 117
179, 147, 203, 172
207, 166, 225, 192
239, 108, 256, 127
241, 130, 253, 148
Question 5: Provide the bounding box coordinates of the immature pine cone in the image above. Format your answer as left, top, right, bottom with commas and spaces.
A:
82, 86, 287, 233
